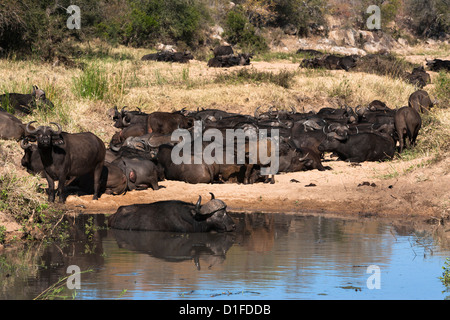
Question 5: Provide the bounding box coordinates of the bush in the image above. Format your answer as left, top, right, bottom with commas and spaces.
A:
404, 0, 449, 38
223, 6, 268, 53
272, 0, 328, 37
100, 0, 211, 49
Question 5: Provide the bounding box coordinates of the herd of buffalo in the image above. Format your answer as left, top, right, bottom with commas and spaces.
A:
0, 46, 446, 232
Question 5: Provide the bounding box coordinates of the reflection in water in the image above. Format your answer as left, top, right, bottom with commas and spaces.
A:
0, 213, 449, 300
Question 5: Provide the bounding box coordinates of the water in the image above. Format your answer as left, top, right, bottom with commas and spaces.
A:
1, 213, 449, 300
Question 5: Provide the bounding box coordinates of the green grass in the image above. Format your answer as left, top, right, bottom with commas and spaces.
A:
72, 63, 108, 100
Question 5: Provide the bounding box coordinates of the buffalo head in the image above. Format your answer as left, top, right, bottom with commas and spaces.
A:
25, 121, 64, 148
193, 193, 235, 232
31, 85, 54, 109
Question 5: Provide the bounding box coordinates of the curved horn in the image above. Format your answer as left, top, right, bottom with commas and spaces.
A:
195, 195, 202, 212
209, 192, 215, 200
122, 116, 131, 126
120, 106, 127, 116
50, 122, 62, 135
327, 132, 347, 141
298, 152, 310, 162
20, 138, 31, 149
25, 121, 39, 135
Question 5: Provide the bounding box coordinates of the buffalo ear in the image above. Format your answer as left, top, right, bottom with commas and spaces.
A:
51, 134, 65, 146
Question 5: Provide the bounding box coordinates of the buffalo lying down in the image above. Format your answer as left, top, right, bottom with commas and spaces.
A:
108, 193, 236, 233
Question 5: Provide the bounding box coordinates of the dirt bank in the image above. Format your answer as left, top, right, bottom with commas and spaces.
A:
64, 154, 450, 223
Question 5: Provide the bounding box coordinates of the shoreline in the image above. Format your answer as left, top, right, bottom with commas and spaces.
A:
64, 155, 450, 225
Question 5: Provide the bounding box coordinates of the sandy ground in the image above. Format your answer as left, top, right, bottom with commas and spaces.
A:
64, 153, 450, 224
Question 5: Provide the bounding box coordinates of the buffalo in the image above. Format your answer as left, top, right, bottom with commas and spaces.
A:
318, 132, 396, 162
24, 121, 106, 203
394, 106, 421, 153
300, 54, 358, 71
0, 86, 54, 115
111, 156, 162, 191
426, 58, 450, 72
408, 90, 434, 113
141, 50, 194, 63
211, 45, 234, 57
147, 111, 193, 134
207, 53, 253, 68
0, 110, 29, 140
20, 139, 127, 196
108, 193, 236, 233
404, 66, 430, 88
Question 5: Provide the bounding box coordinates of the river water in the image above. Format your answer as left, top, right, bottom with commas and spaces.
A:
1, 213, 449, 300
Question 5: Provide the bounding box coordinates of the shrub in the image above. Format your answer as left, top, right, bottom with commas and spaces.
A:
223, 6, 268, 53
272, 0, 328, 37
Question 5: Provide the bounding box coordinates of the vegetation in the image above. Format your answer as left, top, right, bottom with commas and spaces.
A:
440, 258, 450, 289
214, 68, 296, 88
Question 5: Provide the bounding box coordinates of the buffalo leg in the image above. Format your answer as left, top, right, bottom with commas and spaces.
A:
57, 173, 67, 203
93, 162, 103, 200
45, 173, 56, 202
398, 131, 405, 153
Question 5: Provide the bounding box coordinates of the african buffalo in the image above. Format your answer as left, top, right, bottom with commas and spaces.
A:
318, 132, 396, 162
111, 156, 161, 191
207, 53, 252, 68
20, 140, 126, 196
394, 106, 421, 153
156, 144, 218, 184
109, 106, 149, 128
25, 121, 106, 203
147, 111, 193, 134
0, 86, 54, 115
108, 193, 236, 233
0, 110, 28, 140
404, 66, 430, 88
109, 122, 147, 151
211, 45, 234, 57
408, 90, 434, 113
426, 58, 450, 72
141, 50, 193, 63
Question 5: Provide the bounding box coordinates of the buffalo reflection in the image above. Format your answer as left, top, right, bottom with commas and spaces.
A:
110, 229, 236, 270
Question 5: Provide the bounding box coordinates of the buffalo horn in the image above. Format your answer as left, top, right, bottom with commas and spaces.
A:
50, 122, 62, 135
209, 192, 215, 200
327, 132, 347, 141
195, 195, 202, 212
20, 138, 30, 149
122, 116, 131, 126
298, 152, 309, 162
25, 121, 39, 135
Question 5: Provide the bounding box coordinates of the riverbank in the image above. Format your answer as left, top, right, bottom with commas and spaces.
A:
64, 152, 449, 223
